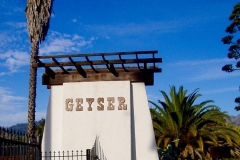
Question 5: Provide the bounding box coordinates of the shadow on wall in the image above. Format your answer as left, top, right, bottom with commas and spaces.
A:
43, 90, 53, 153
130, 85, 136, 160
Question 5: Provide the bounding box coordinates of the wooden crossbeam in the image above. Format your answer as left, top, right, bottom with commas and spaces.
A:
152, 52, 156, 69
33, 58, 162, 68
109, 64, 118, 77
42, 71, 155, 88
102, 55, 118, 76
35, 57, 43, 64
52, 58, 68, 74
36, 50, 162, 87
52, 67, 161, 73
85, 56, 98, 73
69, 57, 86, 78
135, 53, 141, 70
102, 55, 110, 71
35, 50, 158, 59
45, 67, 55, 79
119, 54, 128, 72
144, 63, 147, 70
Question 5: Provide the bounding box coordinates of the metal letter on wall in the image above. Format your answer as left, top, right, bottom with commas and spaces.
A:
97, 98, 104, 111
86, 98, 94, 111
118, 97, 127, 110
107, 97, 115, 110
76, 98, 83, 111
65, 98, 73, 111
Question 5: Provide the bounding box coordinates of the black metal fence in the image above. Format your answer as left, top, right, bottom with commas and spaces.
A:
42, 150, 92, 160
90, 136, 107, 160
41, 137, 108, 160
0, 127, 108, 160
0, 126, 41, 159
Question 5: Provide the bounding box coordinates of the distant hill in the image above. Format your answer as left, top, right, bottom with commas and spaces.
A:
3, 115, 240, 132
229, 114, 240, 126
8, 123, 27, 133
6, 119, 44, 133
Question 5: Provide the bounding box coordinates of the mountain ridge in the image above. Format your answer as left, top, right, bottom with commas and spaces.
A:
3, 114, 240, 132
229, 114, 240, 126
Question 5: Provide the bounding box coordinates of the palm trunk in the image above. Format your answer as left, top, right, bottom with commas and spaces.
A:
26, 0, 53, 159
27, 39, 38, 160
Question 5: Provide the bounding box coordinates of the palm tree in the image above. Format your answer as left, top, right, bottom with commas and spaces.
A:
150, 86, 240, 159
25, 0, 53, 148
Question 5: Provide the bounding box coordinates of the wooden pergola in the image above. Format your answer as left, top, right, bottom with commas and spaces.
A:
33, 50, 162, 88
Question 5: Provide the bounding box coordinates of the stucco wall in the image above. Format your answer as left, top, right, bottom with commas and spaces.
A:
42, 81, 158, 160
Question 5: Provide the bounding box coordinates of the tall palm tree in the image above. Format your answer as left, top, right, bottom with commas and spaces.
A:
150, 86, 240, 159
25, 0, 53, 147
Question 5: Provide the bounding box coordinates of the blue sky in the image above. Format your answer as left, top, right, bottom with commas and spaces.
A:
1, 0, 240, 126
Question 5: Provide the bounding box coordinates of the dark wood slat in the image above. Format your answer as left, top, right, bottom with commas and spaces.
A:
35, 58, 43, 64
144, 63, 147, 70
85, 56, 98, 73
35, 50, 158, 59
152, 52, 156, 69
109, 64, 118, 77
42, 71, 155, 88
102, 54, 110, 71
119, 54, 128, 72
101, 55, 118, 76
45, 67, 55, 79
52, 67, 161, 73
69, 57, 86, 78
33, 58, 162, 68
52, 58, 68, 74
135, 54, 141, 70
37, 50, 162, 87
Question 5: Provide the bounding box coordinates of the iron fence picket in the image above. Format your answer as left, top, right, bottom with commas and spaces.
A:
41, 150, 92, 160
0, 127, 108, 160
0, 126, 41, 160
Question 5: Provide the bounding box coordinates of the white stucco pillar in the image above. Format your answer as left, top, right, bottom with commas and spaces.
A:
42, 81, 158, 160
131, 83, 159, 160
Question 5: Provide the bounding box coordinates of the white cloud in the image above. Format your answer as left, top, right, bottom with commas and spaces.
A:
0, 33, 18, 47
0, 86, 27, 111
13, 7, 23, 13
0, 50, 29, 73
0, 21, 29, 75
169, 58, 235, 67
5, 22, 26, 29
0, 111, 46, 127
86, 17, 210, 37
189, 67, 240, 82
72, 34, 83, 40
0, 21, 28, 53
51, 13, 55, 18
36, 111, 47, 122
0, 112, 27, 127
147, 94, 162, 102
0, 72, 7, 76
202, 87, 238, 95
72, 18, 77, 23
39, 31, 95, 55
0, 1, 25, 16
168, 58, 240, 82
